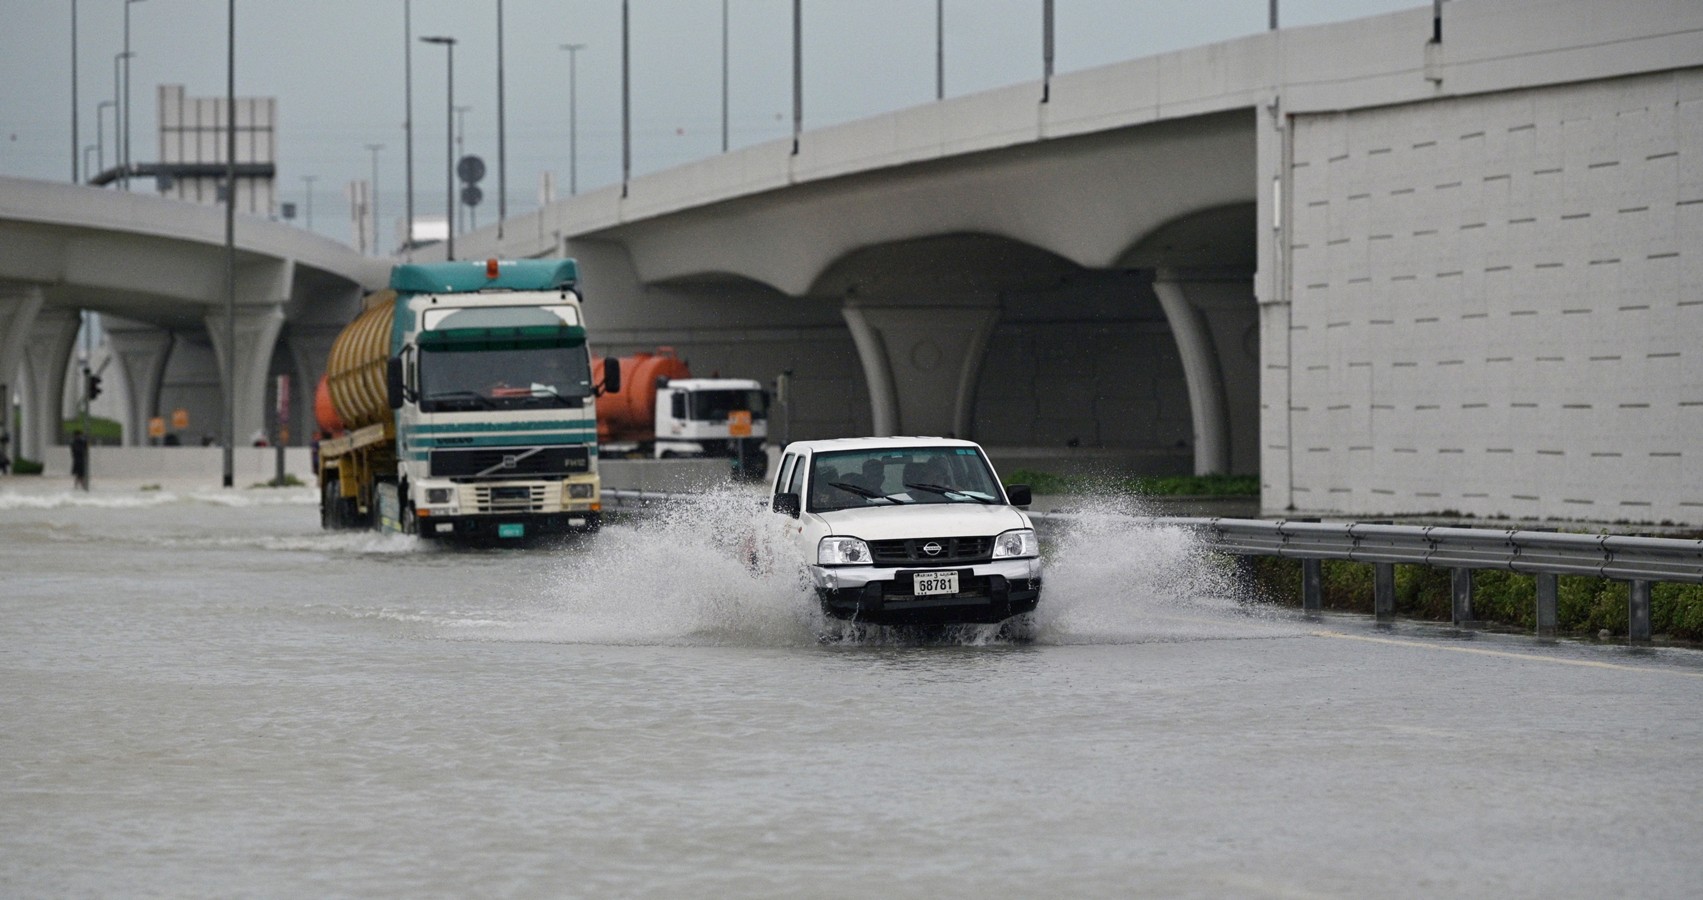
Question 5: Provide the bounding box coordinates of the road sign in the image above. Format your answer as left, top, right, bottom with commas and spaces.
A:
461, 185, 484, 208
729, 410, 753, 438
148, 417, 166, 438
457, 154, 486, 184
172, 408, 189, 430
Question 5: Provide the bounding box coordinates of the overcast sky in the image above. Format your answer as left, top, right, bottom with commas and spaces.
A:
1, 0, 1418, 244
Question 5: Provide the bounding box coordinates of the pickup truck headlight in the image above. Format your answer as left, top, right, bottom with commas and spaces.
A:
818, 536, 872, 566
425, 487, 453, 505
991, 528, 1038, 559
567, 482, 594, 499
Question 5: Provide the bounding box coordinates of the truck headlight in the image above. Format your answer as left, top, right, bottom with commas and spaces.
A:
567, 482, 594, 499
991, 528, 1038, 559
818, 536, 872, 566
426, 487, 453, 504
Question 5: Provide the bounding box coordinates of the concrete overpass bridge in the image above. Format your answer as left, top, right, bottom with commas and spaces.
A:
0, 178, 387, 463
4, 0, 1699, 527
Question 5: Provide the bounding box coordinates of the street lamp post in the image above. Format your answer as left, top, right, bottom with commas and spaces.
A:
559, 43, 584, 195
123, 0, 146, 189
421, 35, 458, 260
112, 52, 131, 182
96, 100, 115, 174
404, 0, 415, 257
301, 175, 316, 229
454, 105, 472, 232
222, 0, 236, 488
936, 0, 944, 101
71, 0, 79, 182
792, 0, 801, 154
721, 0, 729, 153
496, 0, 506, 238
621, 0, 630, 195
365, 143, 385, 254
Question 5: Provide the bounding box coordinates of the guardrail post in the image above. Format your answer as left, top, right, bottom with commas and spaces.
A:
1451, 568, 1474, 627
1535, 573, 1558, 638
1628, 580, 1652, 645
1302, 558, 1322, 618
1374, 563, 1395, 624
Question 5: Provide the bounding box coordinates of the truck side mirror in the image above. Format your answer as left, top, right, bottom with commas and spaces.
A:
386, 357, 405, 410
1004, 484, 1032, 507
773, 492, 800, 518
602, 357, 621, 394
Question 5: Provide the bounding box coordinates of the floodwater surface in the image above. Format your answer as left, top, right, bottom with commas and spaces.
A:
3, 482, 1701, 898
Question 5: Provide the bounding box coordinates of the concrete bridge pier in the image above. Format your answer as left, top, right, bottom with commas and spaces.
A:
841, 297, 1000, 439
1152, 267, 1260, 476
104, 317, 174, 446
0, 286, 46, 459
205, 304, 286, 447
18, 307, 81, 465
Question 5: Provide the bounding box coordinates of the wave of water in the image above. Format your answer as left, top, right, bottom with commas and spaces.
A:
457, 488, 1275, 649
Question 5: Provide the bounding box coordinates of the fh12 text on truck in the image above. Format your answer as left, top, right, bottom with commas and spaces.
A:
315, 258, 625, 542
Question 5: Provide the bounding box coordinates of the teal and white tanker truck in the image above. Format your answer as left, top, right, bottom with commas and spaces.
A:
315, 258, 620, 541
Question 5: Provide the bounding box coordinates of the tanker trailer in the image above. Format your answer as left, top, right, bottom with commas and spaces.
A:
592, 348, 768, 477
316, 258, 619, 541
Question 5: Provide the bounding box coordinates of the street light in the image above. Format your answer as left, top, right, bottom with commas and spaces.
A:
404, 0, 415, 257
365, 143, 385, 255
96, 100, 115, 175
71, 0, 79, 182
123, 0, 147, 189
420, 35, 457, 260
454, 105, 472, 231
111, 52, 132, 183
301, 174, 317, 229
496, 0, 506, 237
559, 43, 585, 194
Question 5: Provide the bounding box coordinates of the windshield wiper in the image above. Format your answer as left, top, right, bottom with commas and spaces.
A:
904, 482, 994, 503
829, 481, 905, 504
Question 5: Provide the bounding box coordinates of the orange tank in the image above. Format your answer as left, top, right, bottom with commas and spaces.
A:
313, 373, 345, 436
592, 348, 691, 442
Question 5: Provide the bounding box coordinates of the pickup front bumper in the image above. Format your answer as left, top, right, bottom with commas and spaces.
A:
810, 558, 1041, 626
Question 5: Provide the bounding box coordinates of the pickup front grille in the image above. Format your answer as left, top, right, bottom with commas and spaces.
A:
868, 536, 993, 566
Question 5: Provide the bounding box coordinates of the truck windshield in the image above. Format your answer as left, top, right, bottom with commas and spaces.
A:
808, 446, 1001, 512
418, 344, 594, 411
689, 389, 768, 421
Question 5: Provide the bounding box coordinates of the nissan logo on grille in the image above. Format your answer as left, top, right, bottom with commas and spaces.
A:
922, 541, 943, 556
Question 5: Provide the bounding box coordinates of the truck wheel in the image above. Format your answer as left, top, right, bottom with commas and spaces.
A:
321, 479, 342, 529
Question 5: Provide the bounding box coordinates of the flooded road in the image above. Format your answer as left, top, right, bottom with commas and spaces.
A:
4, 481, 1702, 898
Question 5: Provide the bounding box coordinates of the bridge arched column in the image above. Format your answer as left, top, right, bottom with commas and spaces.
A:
18, 307, 82, 465
104, 317, 174, 447
841, 299, 1000, 438
1152, 267, 1259, 476
0, 286, 46, 458
205, 305, 286, 447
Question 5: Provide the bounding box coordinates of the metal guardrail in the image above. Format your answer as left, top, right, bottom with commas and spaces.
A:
1033, 513, 1703, 643
602, 489, 1703, 642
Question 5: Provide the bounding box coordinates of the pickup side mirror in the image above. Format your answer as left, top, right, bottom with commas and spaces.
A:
386, 357, 405, 410
772, 492, 800, 518
1004, 484, 1032, 507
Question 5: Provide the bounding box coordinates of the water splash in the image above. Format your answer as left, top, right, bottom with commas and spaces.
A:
1033, 492, 1279, 644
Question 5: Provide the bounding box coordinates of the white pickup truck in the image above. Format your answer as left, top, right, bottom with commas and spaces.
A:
768, 437, 1042, 627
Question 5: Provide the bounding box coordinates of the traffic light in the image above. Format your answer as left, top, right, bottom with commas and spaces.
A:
86, 373, 102, 401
